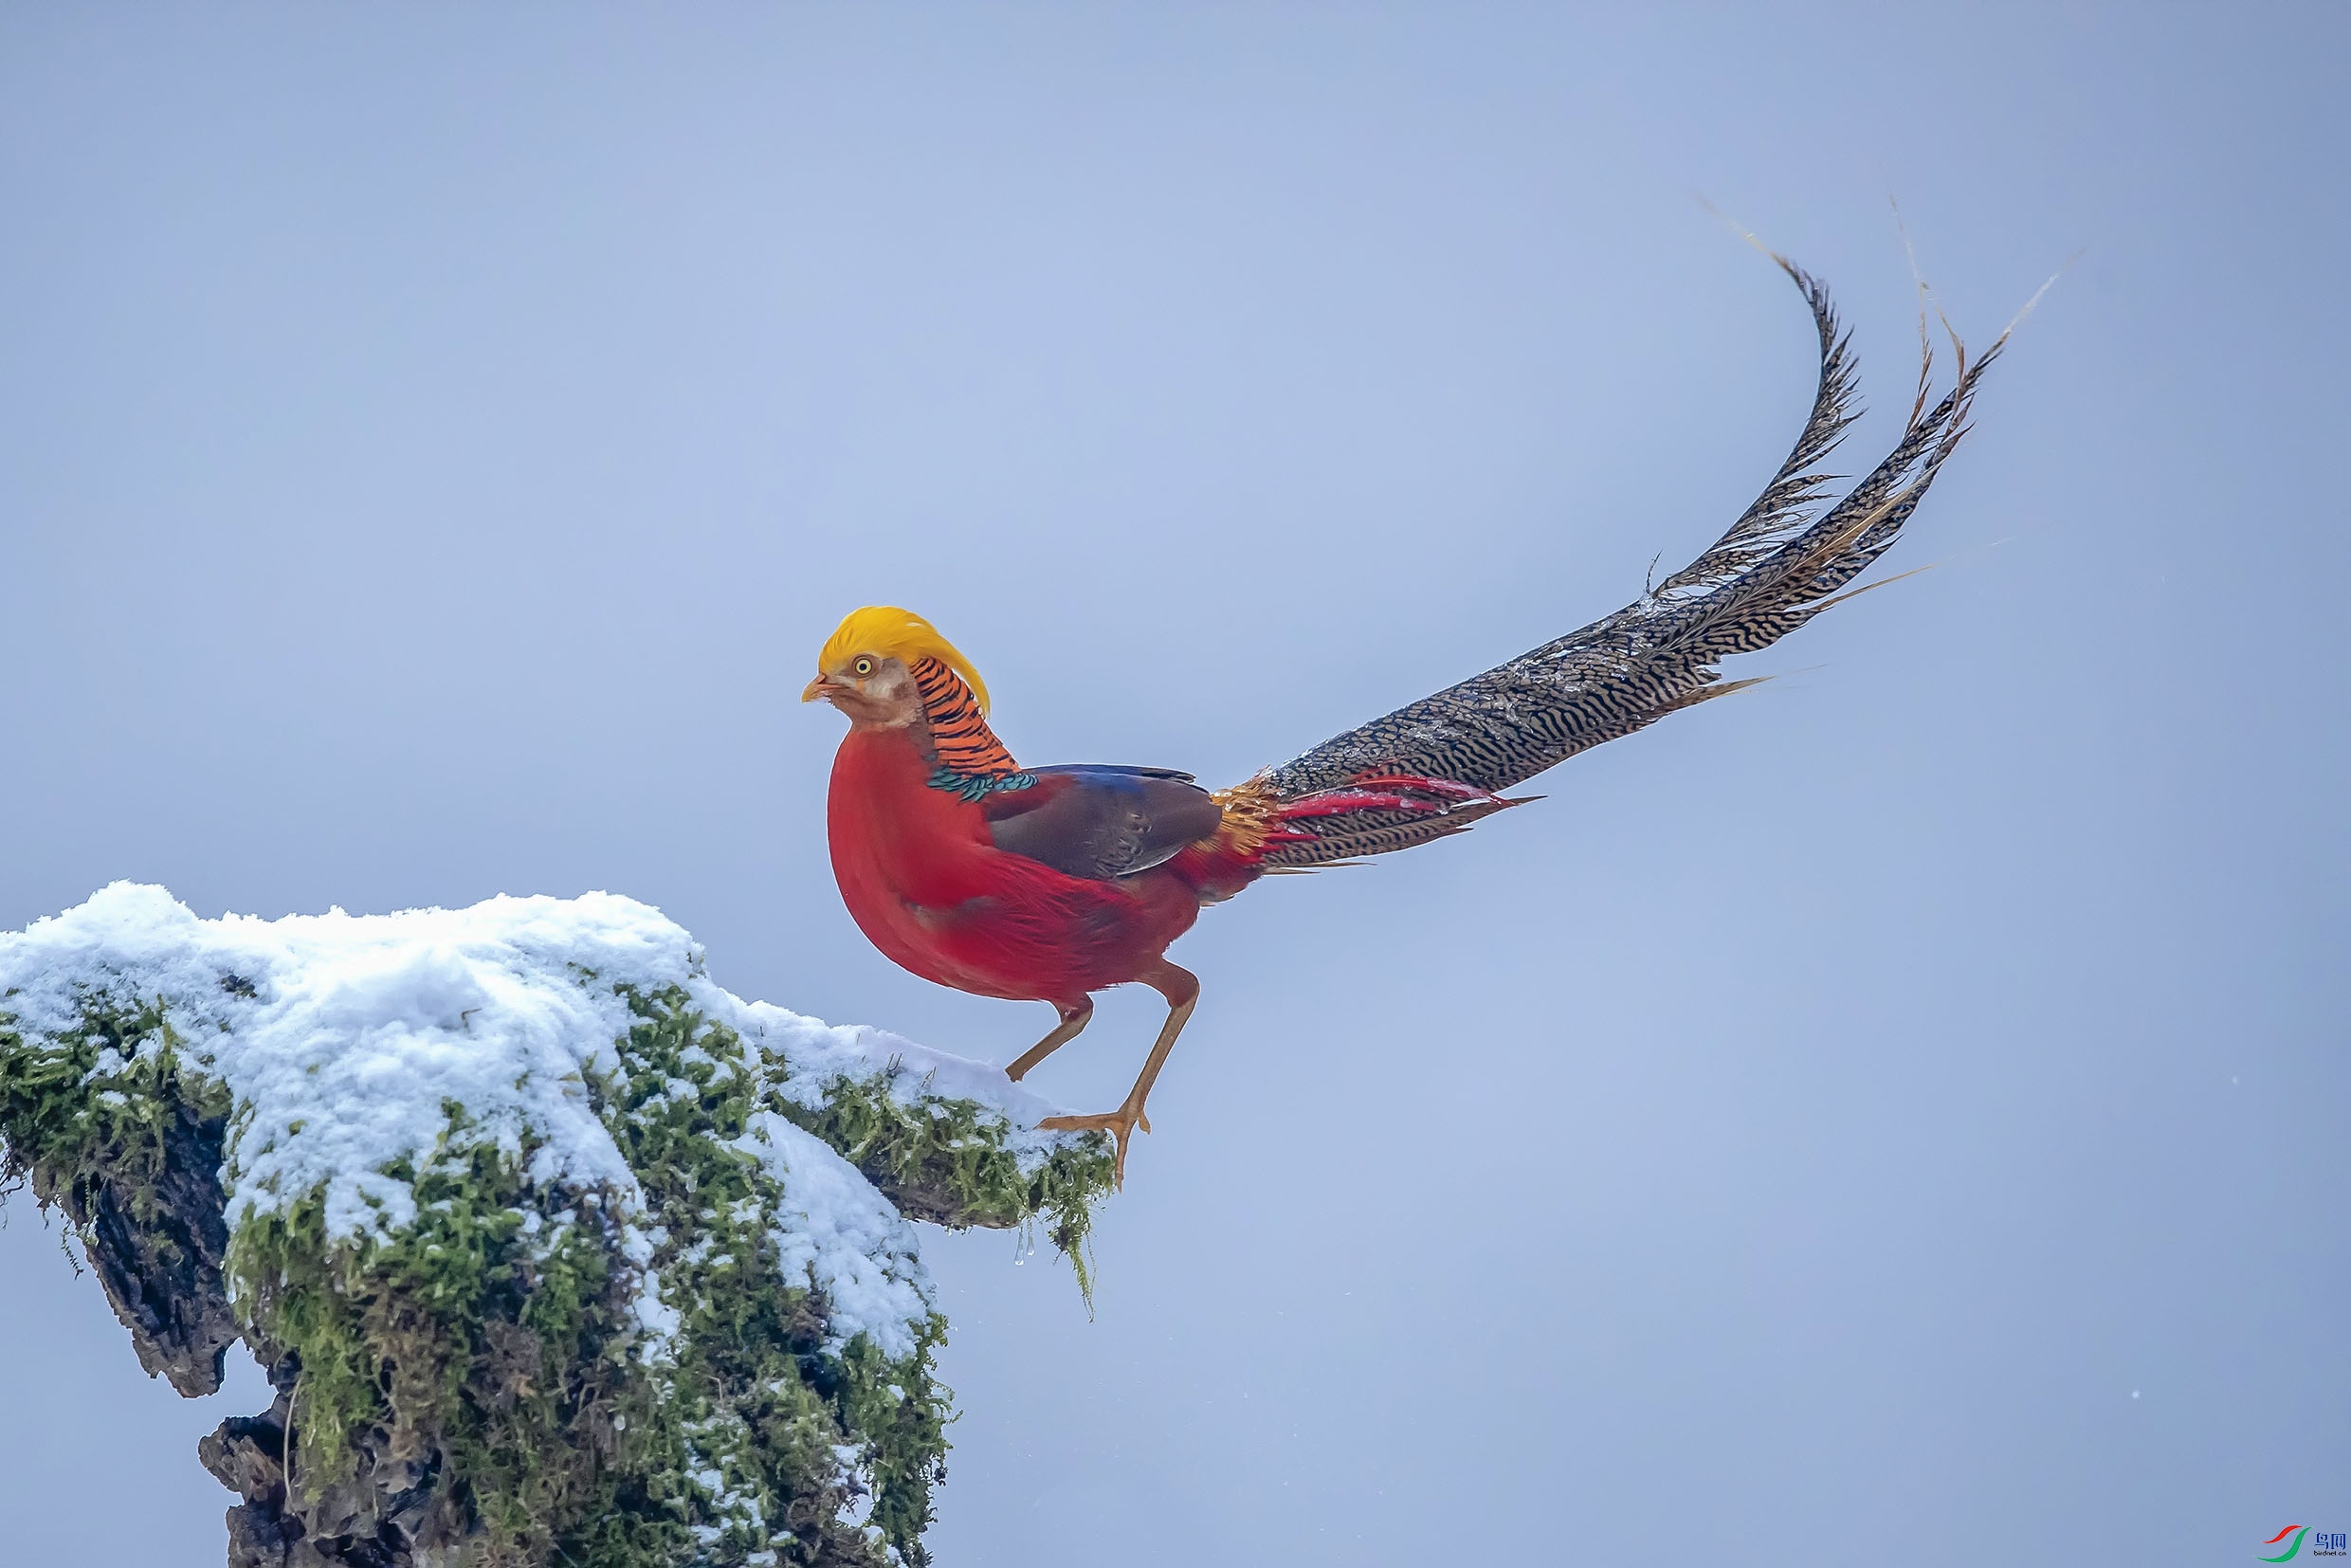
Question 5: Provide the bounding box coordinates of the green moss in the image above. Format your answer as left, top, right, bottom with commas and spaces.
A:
581, 983, 953, 1566
768, 1054, 1115, 1308
0, 991, 228, 1229
227, 1116, 636, 1563
0, 978, 1119, 1566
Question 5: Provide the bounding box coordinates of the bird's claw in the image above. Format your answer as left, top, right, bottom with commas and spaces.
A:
1037, 1103, 1148, 1185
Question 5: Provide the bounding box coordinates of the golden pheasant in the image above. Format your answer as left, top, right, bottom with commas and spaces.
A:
804, 260, 2001, 1179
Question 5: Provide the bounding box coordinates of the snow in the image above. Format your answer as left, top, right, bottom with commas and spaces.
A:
738, 1111, 932, 1359
0, 881, 1066, 1360
713, 996, 1081, 1172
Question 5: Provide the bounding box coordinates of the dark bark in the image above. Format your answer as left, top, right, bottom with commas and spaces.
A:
61, 1096, 240, 1397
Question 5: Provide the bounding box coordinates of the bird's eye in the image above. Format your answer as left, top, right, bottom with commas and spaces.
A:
852, 657, 875, 677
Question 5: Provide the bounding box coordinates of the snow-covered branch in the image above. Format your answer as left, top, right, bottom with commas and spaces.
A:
0, 884, 1115, 1568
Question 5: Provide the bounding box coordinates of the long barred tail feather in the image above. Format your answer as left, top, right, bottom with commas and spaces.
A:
1246, 257, 2000, 871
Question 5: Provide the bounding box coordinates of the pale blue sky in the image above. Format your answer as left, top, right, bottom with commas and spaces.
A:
2, 6, 2343, 1565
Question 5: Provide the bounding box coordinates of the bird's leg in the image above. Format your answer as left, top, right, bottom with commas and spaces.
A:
1037, 962, 1199, 1184
1118, 962, 1200, 1139
1006, 997, 1093, 1082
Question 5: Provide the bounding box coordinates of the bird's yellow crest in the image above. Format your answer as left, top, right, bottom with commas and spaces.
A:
818, 607, 992, 713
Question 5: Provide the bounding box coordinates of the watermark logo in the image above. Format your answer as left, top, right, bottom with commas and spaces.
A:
2262, 1527, 2310, 1562
2263, 1526, 2350, 1561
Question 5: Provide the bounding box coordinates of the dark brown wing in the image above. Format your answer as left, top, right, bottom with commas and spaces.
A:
984, 765, 1225, 881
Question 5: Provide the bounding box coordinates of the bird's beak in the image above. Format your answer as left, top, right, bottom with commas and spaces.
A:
803, 675, 844, 704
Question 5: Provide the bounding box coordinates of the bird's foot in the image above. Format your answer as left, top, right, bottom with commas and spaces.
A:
1037, 1101, 1150, 1185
